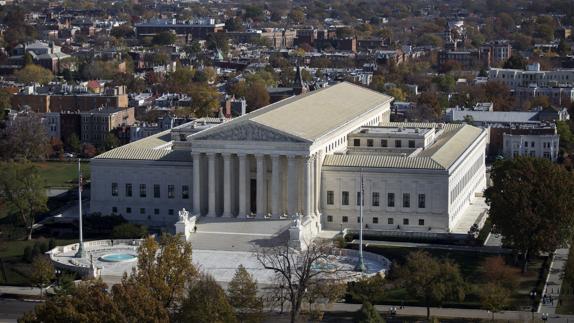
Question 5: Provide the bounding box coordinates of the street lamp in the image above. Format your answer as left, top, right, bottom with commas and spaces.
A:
530, 290, 537, 321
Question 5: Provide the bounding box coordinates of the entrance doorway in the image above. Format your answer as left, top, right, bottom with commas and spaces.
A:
250, 179, 257, 214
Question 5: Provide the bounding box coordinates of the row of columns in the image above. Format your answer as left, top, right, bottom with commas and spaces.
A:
192, 152, 318, 219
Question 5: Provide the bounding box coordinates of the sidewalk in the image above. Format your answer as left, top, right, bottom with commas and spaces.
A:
351, 239, 512, 254
539, 247, 570, 315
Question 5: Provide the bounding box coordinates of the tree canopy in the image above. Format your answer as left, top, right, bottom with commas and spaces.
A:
14, 64, 54, 84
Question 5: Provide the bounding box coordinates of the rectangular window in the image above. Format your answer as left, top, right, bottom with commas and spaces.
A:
168, 209, 174, 215
408, 140, 415, 148
357, 217, 361, 223
112, 206, 117, 213
388, 193, 395, 207
126, 207, 131, 214
327, 215, 333, 222
381, 139, 388, 147
395, 140, 402, 148
327, 191, 334, 205
342, 216, 348, 223
388, 218, 394, 225
342, 191, 349, 205
125, 184, 132, 197
182, 185, 189, 199
418, 194, 426, 208
403, 193, 410, 208
372, 192, 380, 207
353, 139, 361, 146
419, 219, 425, 226
140, 184, 146, 198
154, 208, 160, 215
373, 217, 378, 224
367, 139, 373, 147
140, 208, 145, 214
154, 184, 160, 198
403, 218, 409, 225
168, 185, 175, 199
112, 183, 118, 196
356, 192, 362, 206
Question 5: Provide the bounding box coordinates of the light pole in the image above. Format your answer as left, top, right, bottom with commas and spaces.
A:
355, 169, 366, 272
530, 289, 537, 321
74, 159, 85, 258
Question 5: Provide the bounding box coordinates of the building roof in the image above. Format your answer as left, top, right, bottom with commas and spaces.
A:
447, 109, 539, 124
323, 123, 484, 171
192, 82, 393, 142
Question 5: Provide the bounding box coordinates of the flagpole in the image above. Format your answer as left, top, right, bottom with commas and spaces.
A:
356, 168, 366, 272
75, 158, 85, 258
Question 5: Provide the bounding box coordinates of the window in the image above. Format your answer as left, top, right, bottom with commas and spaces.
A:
353, 139, 361, 146
381, 139, 388, 147
357, 217, 361, 223
403, 218, 409, 225
388, 218, 394, 225
168, 185, 175, 199
140, 208, 145, 214
125, 184, 132, 197
342, 191, 349, 205
112, 206, 117, 213
544, 152, 551, 159
327, 215, 333, 222
327, 191, 334, 205
372, 192, 380, 207
373, 217, 379, 224
408, 140, 415, 148
112, 183, 118, 196
182, 185, 189, 199
388, 193, 395, 207
367, 139, 373, 147
140, 184, 146, 198
356, 192, 362, 206
154, 208, 160, 215
419, 219, 425, 226
403, 193, 410, 208
126, 207, 131, 214
418, 194, 426, 208
154, 184, 160, 198
342, 216, 348, 223
168, 209, 174, 215
395, 140, 402, 148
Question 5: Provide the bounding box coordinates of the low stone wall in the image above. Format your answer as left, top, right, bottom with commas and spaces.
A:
333, 247, 391, 277
344, 228, 468, 241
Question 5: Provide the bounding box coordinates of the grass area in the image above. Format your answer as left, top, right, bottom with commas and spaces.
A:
356, 245, 547, 310
33, 161, 90, 188
557, 247, 574, 314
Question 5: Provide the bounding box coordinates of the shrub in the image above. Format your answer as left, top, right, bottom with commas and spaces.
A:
48, 238, 56, 250
38, 241, 48, 253
112, 223, 147, 239
23, 246, 33, 263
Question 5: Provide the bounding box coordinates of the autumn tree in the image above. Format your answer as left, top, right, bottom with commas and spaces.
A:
415, 91, 443, 121
485, 157, 574, 272
484, 81, 514, 111
397, 251, 465, 318
0, 112, 49, 160
178, 273, 237, 323
481, 256, 519, 289
227, 265, 263, 323
30, 255, 55, 296
479, 283, 511, 321
14, 64, 54, 84
0, 162, 48, 240
111, 274, 170, 322
355, 301, 385, 323
188, 83, 221, 117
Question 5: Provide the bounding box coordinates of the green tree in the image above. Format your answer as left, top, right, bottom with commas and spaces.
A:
503, 55, 527, 69
347, 275, 386, 303
484, 157, 574, 272
288, 8, 305, 24
14, 64, 54, 84
152, 31, 176, 46
103, 133, 120, 151
227, 265, 263, 323
30, 255, 55, 296
0, 162, 48, 240
479, 283, 511, 320
245, 81, 269, 111
355, 301, 385, 323
398, 251, 465, 318
66, 133, 81, 153
188, 83, 221, 117
178, 273, 237, 323
385, 87, 406, 101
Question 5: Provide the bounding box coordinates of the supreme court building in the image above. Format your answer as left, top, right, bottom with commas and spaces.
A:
90, 82, 487, 239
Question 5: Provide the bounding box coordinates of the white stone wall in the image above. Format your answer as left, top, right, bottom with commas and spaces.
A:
503, 133, 560, 161
90, 159, 193, 226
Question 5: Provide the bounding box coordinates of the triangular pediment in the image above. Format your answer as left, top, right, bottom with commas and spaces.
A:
192, 121, 307, 143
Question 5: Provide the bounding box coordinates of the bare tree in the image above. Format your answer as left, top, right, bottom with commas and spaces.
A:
255, 240, 341, 323
0, 112, 49, 160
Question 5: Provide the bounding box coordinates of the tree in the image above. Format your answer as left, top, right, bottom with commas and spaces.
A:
255, 240, 340, 323
347, 275, 386, 303
484, 157, 574, 272
111, 274, 170, 323
558, 39, 570, 56
152, 31, 176, 46
111, 223, 147, 239
484, 81, 514, 111
0, 113, 49, 160
245, 81, 269, 111
82, 143, 97, 158
355, 301, 385, 323
386, 87, 406, 101
503, 55, 527, 69
227, 265, 263, 323
188, 84, 221, 117
479, 283, 511, 320
30, 255, 55, 296
178, 273, 237, 323
14, 64, 54, 84
288, 8, 305, 24
103, 133, 120, 151
415, 91, 442, 121
481, 256, 519, 290
397, 251, 465, 318
0, 162, 48, 240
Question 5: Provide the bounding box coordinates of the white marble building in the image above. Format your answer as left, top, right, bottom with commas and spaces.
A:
90, 82, 487, 239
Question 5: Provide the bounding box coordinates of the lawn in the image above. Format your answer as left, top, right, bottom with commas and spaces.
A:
351, 245, 548, 310
33, 161, 90, 188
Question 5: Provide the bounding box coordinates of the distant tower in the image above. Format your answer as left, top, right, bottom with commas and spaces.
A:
292, 65, 308, 95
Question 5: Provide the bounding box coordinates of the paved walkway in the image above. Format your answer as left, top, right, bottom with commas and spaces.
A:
540, 248, 570, 315
351, 239, 512, 254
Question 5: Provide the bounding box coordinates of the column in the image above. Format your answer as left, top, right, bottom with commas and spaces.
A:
238, 154, 248, 217
303, 156, 313, 217
287, 155, 298, 216
271, 155, 282, 218
315, 152, 322, 215
207, 153, 216, 217
192, 152, 201, 216
222, 153, 232, 217
256, 154, 267, 218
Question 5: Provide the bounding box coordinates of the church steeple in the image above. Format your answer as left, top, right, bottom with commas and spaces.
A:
292, 64, 308, 95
